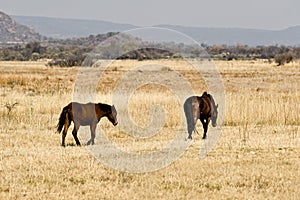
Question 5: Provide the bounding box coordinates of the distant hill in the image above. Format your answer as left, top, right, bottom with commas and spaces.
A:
13, 15, 300, 46
0, 11, 44, 44
157, 24, 300, 46
13, 15, 137, 39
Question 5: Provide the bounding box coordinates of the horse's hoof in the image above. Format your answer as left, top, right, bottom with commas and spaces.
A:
202, 136, 206, 140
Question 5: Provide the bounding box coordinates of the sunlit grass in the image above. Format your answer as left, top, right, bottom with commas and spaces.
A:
0, 60, 299, 199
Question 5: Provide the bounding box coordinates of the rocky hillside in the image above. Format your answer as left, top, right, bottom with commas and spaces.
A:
0, 11, 44, 44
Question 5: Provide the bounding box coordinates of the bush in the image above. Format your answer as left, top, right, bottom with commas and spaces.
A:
274, 53, 293, 66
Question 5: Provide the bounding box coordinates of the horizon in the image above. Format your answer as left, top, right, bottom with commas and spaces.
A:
2, 8, 300, 46
1, 0, 299, 31
10, 13, 300, 31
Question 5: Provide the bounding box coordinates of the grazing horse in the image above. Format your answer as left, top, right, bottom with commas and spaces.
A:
184, 92, 218, 139
56, 102, 118, 147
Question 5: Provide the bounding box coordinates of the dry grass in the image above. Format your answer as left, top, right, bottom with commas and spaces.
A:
0, 60, 299, 199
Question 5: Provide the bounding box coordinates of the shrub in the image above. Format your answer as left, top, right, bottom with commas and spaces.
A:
274, 53, 293, 66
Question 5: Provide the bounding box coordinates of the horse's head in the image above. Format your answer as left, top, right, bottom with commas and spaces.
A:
211, 104, 218, 127
107, 105, 118, 126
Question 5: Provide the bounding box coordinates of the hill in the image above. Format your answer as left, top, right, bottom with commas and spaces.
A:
13, 15, 300, 46
0, 11, 44, 44
158, 24, 300, 46
13, 15, 137, 39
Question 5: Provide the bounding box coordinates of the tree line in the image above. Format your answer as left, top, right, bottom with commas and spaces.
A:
0, 32, 299, 66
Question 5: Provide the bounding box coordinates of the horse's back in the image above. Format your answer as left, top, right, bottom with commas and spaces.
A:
70, 102, 96, 111
184, 94, 212, 117
68, 102, 98, 125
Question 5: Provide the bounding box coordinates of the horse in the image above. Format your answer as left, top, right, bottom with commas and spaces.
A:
56, 102, 118, 147
183, 92, 218, 140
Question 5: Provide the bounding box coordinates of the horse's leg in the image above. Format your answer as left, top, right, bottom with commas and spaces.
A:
87, 122, 96, 145
200, 117, 209, 139
187, 122, 194, 139
62, 115, 70, 147
188, 115, 198, 139
62, 129, 67, 147
72, 122, 81, 146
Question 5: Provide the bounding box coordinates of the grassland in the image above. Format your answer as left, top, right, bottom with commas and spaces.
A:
0, 59, 299, 199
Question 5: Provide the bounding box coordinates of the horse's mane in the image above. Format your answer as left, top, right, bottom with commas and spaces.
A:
98, 103, 112, 112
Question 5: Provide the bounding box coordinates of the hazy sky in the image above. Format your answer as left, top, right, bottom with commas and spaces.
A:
1, 0, 299, 30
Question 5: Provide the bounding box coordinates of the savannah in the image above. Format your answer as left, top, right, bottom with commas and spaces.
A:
0, 59, 299, 199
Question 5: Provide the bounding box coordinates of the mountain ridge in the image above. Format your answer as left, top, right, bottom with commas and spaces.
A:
13, 15, 137, 39
7, 14, 300, 46
155, 24, 300, 46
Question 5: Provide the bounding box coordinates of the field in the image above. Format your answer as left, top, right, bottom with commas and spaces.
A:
0, 59, 299, 199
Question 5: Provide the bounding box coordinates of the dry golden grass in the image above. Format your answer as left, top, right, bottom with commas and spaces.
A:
0, 60, 299, 199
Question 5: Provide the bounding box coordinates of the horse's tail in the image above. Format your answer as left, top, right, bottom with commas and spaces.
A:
183, 97, 194, 137
56, 105, 69, 133
183, 98, 192, 123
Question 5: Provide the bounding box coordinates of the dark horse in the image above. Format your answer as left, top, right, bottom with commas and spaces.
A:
57, 102, 118, 147
184, 92, 218, 139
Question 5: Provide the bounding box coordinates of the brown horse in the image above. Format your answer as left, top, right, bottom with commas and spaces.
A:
56, 102, 118, 147
184, 92, 218, 139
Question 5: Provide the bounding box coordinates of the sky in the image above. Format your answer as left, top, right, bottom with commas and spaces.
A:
1, 0, 299, 30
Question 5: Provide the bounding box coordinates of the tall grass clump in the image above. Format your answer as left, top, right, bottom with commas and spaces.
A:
224, 91, 300, 126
